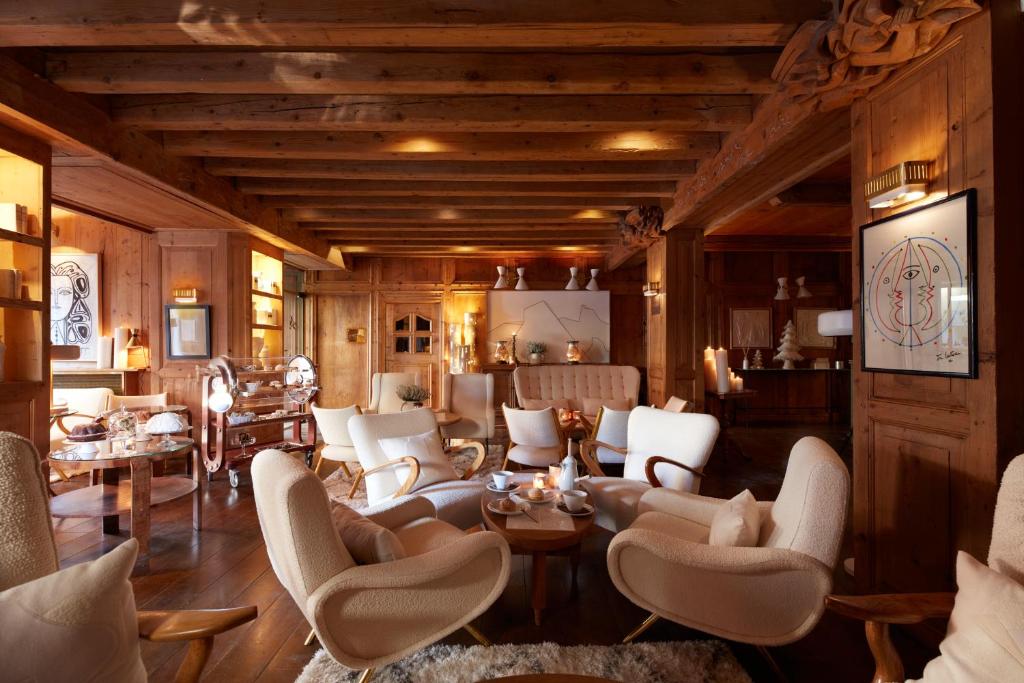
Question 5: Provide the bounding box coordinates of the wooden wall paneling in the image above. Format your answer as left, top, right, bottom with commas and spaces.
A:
852, 14, 1005, 593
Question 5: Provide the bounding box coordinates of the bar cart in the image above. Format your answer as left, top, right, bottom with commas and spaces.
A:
200, 354, 318, 488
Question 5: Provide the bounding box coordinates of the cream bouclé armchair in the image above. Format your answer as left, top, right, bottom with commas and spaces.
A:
580, 407, 720, 532
368, 372, 421, 414
252, 449, 510, 683
607, 436, 850, 647
347, 407, 487, 529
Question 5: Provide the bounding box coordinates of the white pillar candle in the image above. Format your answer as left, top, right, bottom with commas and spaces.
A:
736, 377, 744, 391
96, 336, 113, 369
703, 347, 717, 390
534, 472, 546, 490
715, 348, 730, 395
567, 437, 573, 457
113, 327, 131, 369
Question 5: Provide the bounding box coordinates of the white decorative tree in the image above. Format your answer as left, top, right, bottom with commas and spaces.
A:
774, 320, 804, 369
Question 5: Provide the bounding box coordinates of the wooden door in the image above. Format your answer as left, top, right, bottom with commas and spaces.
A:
383, 299, 441, 408
316, 294, 370, 409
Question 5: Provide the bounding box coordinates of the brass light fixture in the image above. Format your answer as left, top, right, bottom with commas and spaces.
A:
642, 281, 661, 297
865, 161, 931, 209
173, 287, 198, 303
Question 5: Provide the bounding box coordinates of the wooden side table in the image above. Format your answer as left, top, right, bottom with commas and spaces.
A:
704, 389, 758, 461
481, 474, 594, 625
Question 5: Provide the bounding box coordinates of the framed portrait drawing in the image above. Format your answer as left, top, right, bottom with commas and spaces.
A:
729, 308, 772, 349
50, 252, 101, 362
165, 304, 212, 360
860, 189, 977, 378
795, 308, 836, 348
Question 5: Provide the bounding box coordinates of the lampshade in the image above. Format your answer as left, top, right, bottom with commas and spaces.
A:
818, 309, 853, 337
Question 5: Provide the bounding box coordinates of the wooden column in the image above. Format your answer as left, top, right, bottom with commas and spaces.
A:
645, 228, 705, 409
852, 9, 1024, 593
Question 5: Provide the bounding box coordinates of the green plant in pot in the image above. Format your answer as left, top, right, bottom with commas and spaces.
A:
396, 384, 430, 410
526, 341, 547, 365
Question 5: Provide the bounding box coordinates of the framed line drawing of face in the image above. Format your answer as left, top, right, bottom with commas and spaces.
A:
50, 253, 100, 362
860, 189, 977, 378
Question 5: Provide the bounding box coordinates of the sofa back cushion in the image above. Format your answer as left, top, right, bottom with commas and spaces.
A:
513, 365, 640, 413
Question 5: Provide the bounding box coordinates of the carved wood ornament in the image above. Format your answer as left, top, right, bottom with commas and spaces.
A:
618, 206, 664, 248
774, 0, 981, 111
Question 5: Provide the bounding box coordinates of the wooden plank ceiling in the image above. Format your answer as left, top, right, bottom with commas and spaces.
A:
4, 0, 836, 257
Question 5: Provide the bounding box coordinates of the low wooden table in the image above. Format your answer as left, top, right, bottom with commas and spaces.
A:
481, 473, 594, 625
48, 436, 200, 568
704, 388, 758, 461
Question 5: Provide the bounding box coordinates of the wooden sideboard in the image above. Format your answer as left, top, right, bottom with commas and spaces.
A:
734, 368, 850, 425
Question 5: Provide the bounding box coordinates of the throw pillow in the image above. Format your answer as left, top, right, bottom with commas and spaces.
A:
0, 538, 147, 683
582, 397, 631, 416
521, 398, 571, 412
916, 551, 1024, 682
708, 489, 761, 547
329, 502, 407, 565
378, 430, 458, 492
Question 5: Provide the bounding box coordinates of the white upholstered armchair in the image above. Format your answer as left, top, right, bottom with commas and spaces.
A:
311, 403, 362, 477
347, 407, 487, 528
368, 372, 421, 414
607, 436, 849, 647
441, 373, 495, 448
501, 404, 564, 470
252, 450, 510, 683
579, 407, 720, 532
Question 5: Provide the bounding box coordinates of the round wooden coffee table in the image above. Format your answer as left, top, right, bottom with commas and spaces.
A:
481, 473, 594, 625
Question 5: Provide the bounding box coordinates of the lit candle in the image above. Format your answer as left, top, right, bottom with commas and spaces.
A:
548, 465, 562, 488
703, 347, 717, 391
736, 376, 744, 391
567, 437, 573, 457
534, 472, 546, 490
715, 348, 731, 394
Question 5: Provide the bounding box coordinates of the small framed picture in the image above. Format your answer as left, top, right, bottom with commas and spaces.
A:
165, 304, 212, 360
860, 189, 977, 377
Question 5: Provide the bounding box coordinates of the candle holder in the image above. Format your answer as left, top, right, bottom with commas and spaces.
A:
493, 340, 511, 364
565, 340, 582, 364
533, 472, 547, 490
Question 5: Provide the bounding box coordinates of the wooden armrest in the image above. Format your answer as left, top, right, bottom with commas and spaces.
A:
579, 439, 622, 477
826, 592, 955, 625
347, 456, 420, 499
138, 606, 257, 642
645, 456, 704, 488
447, 441, 486, 480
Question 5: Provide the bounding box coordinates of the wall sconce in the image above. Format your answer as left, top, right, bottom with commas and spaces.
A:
795, 276, 812, 299
125, 328, 149, 369
173, 287, 198, 303
642, 282, 661, 297
865, 161, 931, 209
774, 277, 790, 300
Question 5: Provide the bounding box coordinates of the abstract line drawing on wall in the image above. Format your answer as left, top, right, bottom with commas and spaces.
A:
487, 291, 610, 364
50, 252, 100, 362
861, 189, 976, 378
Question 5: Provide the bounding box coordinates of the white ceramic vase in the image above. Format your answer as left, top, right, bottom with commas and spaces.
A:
494, 266, 508, 289
565, 267, 580, 290
586, 268, 600, 290
514, 267, 529, 290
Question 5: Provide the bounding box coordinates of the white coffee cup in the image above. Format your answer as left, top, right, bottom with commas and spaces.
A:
492, 470, 514, 490
562, 489, 587, 512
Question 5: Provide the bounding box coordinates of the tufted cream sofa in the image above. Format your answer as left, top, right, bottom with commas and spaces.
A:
513, 364, 641, 420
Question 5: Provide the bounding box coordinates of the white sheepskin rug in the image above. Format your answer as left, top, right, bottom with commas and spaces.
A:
296, 641, 750, 683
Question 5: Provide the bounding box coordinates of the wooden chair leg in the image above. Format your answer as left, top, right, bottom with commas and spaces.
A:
340, 461, 352, 478
356, 668, 375, 683
756, 645, 787, 682
463, 622, 492, 646
622, 613, 660, 643
173, 636, 214, 683
501, 454, 510, 470
865, 621, 904, 683
312, 455, 324, 476
303, 628, 317, 646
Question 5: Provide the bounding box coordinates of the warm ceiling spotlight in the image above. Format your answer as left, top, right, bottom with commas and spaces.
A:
865, 161, 931, 209
601, 131, 669, 151
437, 208, 460, 220
394, 136, 449, 153
573, 209, 609, 220
643, 281, 661, 297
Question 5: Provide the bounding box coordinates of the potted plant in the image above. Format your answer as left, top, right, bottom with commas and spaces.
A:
527, 341, 546, 364
396, 384, 430, 410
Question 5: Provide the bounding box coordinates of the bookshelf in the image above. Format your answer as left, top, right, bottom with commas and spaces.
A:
250, 245, 284, 361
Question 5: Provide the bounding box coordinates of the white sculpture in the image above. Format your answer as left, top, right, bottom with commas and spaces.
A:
586, 268, 600, 291
514, 267, 529, 290
565, 267, 580, 290
774, 320, 804, 370
494, 266, 508, 289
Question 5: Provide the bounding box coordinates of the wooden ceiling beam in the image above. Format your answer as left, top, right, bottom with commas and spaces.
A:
307, 223, 616, 233
336, 247, 606, 256
0, 54, 336, 264
237, 179, 676, 198
206, 159, 695, 181
49, 51, 777, 96
324, 236, 617, 244
286, 208, 619, 224
767, 181, 851, 207
7, 2, 823, 48
110, 94, 753, 133
164, 130, 719, 161
264, 196, 645, 210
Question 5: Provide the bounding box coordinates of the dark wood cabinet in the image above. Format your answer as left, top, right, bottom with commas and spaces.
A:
734, 368, 849, 425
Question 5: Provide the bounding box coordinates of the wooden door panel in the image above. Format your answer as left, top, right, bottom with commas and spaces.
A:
870, 373, 967, 410
316, 294, 370, 409
384, 299, 441, 408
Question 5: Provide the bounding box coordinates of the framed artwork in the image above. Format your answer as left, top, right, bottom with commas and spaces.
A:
165, 304, 212, 360
795, 308, 836, 348
729, 308, 772, 349
50, 252, 101, 362
860, 189, 977, 378
487, 290, 610, 363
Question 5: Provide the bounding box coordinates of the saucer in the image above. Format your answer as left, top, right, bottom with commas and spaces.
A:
486, 500, 531, 516
556, 502, 594, 517
486, 482, 521, 494
511, 489, 558, 505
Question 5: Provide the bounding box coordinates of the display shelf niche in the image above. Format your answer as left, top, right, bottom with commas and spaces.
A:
251, 243, 284, 359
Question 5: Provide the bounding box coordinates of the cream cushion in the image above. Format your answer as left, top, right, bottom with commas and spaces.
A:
916, 551, 1024, 683
520, 398, 570, 412
584, 477, 651, 533
592, 406, 630, 464
411, 479, 486, 530
379, 429, 458, 492
709, 489, 760, 547
442, 373, 495, 441
622, 409, 719, 492
631, 510, 710, 545
330, 501, 406, 565
513, 364, 640, 416
582, 397, 631, 416
0, 538, 146, 683
393, 517, 466, 557
0, 433, 59, 591
506, 444, 562, 468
